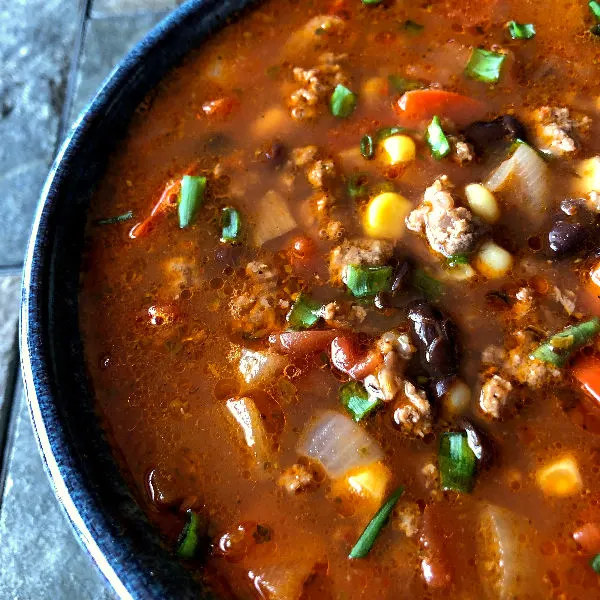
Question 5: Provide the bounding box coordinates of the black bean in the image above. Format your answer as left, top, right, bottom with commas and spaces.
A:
463, 115, 528, 154
456, 417, 497, 470
256, 140, 287, 167
429, 375, 457, 401
548, 220, 590, 258
407, 302, 460, 378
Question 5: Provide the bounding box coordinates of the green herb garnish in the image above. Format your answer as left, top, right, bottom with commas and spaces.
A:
507, 21, 536, 39
178, 175, 206, 229
347, 173, 370, 198
340, 381, 380, 421
330, 84, 357, 118
96, 210, 134, 225
530, 318, 600, 367
447, 253, 470, 267
590, 0, 600, 19
362, 0, 383, 5
412, 269, 443, 299
177, 511, 206, 559
345, 265, 393, 298
387, 75, 424, 94
425, 115, 451, 160
220, 206, 242, 243
465, 48, 506, 83
360, 134, 375, 159
349, 487, 404, 558
591, 553, 600, 573
439, 432, 477, 493
286, 293, 323, 330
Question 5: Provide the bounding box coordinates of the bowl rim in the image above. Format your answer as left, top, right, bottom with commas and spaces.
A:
19, 0, 253, 597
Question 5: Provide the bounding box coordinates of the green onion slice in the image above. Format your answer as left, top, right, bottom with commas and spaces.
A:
530, 317, 600, 367
425, 116, 451, 160
96, 210, 134, 225
347, 173, 370, 198
344, 265, 393, 298
360, 134, 375, 159
287, 293, 323, 330
465, 48, 506, 83
412, 269, 443, 299
330, 84, 357, 118
401, 19, 424, 34
340, 381, 380, 421
447, 253, 470, 267
362, 0, 383, 5
177, 511, 205, 559
220, 206, 242, 243
387, 75, 424, 94
590, 0, 600, 19
439, 432, 477, 493
178, 175, 207, 229
349, 486, 404, 558
591, 553, 600, 573
375, 126, 407, 142
592, 23, 600, 35
507, 21, 536, 39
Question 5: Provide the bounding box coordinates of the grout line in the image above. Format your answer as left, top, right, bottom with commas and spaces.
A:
0, 264, 24, 277
53, 0, 94, 155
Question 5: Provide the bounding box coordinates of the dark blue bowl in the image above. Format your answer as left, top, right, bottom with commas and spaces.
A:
20, 1, 259, 597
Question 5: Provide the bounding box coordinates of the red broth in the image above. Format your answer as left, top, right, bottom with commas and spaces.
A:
80, 0, 600, 597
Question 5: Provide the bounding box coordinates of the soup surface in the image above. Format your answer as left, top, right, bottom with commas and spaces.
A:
80, 0, 600, 597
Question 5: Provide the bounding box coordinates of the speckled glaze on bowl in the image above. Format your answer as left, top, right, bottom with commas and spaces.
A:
19, 1, 259, 598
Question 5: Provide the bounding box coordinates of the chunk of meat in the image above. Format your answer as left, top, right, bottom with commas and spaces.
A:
553, 286, 576, 315
329, 238, 394, 282
322, 301, 367, 328
448, 136, 475, 164
283, 15, 346, 58
479, 375, 513, 419
406, 176, 480, 257
392, 381, 432, 437
533, 106, 591, 156
394, 501, 422, 538
277, 463, 317, 494
289, 53, 349, 121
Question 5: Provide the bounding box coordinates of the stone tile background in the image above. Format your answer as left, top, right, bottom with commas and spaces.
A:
0, 1, 176, 597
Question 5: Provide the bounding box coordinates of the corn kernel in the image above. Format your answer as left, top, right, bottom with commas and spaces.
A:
574, 157, 600, 195
474, 241, 513, 279
536, 456, 582, 497
361, 76, 388, 104
364, 192, 412, 239
381, 135, 416, 166
465, 183, 500, 223
445, 263, 476, 281
345, 461, 391, 504
441, 379, 472, 417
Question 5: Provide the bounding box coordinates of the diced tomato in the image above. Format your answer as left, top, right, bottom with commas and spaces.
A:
393, 89, 486, 127
420, 503, 454, 589
573, 522, 600, 554
200, 97, 239, 119
330, 336, 382, 380
270, 330, 339, 355
129, 179, 180, 238
573, 356, 600, 405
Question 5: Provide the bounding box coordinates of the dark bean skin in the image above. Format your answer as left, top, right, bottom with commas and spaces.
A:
463, 115, 528, 154
407, 302, 460, 378
456, 417, 497, 470
548, 220, 590, 258
430, 375, 457, 401
256, 140, 287, 167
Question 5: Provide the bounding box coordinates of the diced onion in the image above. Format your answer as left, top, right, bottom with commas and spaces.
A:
253, 190, 297, 247
485, 144, 549, 221
238, 349, 286, 386
536, 455, 583, 497
297, 411, 383, 479
441, 379, 472, 417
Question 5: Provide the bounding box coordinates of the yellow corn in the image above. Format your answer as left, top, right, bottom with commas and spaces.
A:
474, 241, 513, 279
465, 183, 500, 223
345, 461, 391, 504
536, 456, 582, 497
364, 192, 412, 239
381, 135, 416, 165
361, 76, 388, 105
574, 157, 600, 194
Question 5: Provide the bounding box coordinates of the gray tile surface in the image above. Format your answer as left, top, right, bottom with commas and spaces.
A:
0, 0, 79, 265
70, 12, 166, 123
91, 0, 180, 17
0, 391, 116, 600
0, 275, 21, 413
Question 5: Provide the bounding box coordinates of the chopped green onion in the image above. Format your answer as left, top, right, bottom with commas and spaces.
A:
360, 134, 375, 159
401, 19, 424, 34
96, 210, 134, 225
387, 75, 424, 94
220, 206, 242, 243
447, 253, 470, 267
507, 21, 536, 39
590, 0, 600, 19
344, 265, 393, 298
178, 175, 207, 229
530, 318, 600, 367
349, 486, 404, 558
362, 0, 383, 5
592, 23, 600, 35
330, 84, 357, 118
425, 116, 451, 160
375, 126, 407, 142
347, 173, 369, 198
465, 48, 506, 83
177, 511, 206, 559
591, 553, 600, 573
287, 293, 323, 330
412, 269, 443, 300
439, 432, 477, 493
340, 381, 380, 421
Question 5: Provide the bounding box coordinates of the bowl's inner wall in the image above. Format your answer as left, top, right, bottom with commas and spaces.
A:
32, 0, 260, 597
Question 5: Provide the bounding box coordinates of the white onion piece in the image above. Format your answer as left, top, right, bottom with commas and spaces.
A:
485, 144, 549, 220
253, 190, 297, 247
297, 411, 383, 479
238, 348, 286, 386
